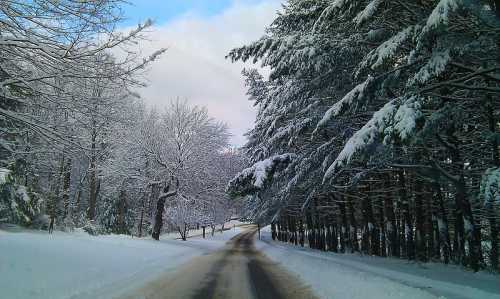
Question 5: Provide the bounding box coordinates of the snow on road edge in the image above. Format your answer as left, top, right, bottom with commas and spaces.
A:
255, 226, 500, 299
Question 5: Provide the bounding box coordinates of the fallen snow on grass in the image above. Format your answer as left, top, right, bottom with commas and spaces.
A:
0, 225, 242, 299
256, 226, 500, 299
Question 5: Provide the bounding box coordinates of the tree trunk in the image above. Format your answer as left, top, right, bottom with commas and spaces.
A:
138, 195, 146, 238
415, 178, 426, 262
62, 159, 72, 219
331, 215, 338, 252
493, 0, 500, 17
384, 186, 398, 257
299, 218, 305, 247
361, 195, 370, 254
399, 170, 414, 260
152, 196, 166, 240
379, 201, 387, 257
117, 189, 127, 234
347, 197, 358, 253
458, 178, 482, 271
306, 210, 313, 248
435, 180, 451, 264
87, 130, 97, 220
361, 186, 377, 255
291, 216, 298, 245
76, 189, 81, 215
178, 223, 188, 241
487, 95, 499, 270
151, 181, 177, 241
339, 200, 347, 253
489, 206, 498, 270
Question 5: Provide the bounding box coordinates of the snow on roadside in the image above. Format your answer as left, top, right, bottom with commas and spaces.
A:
255, 226, 500, 299
0, 225, 242, 299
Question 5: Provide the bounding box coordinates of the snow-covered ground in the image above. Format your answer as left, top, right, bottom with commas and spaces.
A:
256, 226, 500, 299
0, 224, 242, 299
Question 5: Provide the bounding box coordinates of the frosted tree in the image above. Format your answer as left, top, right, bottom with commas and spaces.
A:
313, 0, 500, 270
0, 0, 165, 230
0, 0, 164, 135
142, 100, 231, 240
228, 0, 500, 271
227, 0, 367, 226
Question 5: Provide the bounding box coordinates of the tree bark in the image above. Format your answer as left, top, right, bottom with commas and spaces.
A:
384, 185, 398, 257
379, 198, 386, 257
487, 94, 499, 270
306, 210, 313, 248
435, 180, 450, 264
62, 159, 72, 219
299, 218, 305, 247
347, 196, 358, 253
87, 130, 97, 220
117, 189, 127, 234
399, 170, 414, 260
415, 176, 426, 262
339, 200, 347, 253
271, 222, 276, 240
489, 209, 499, 270
152, 195, 166, 240
152, 180, 178, 241
137, 194, 146, 238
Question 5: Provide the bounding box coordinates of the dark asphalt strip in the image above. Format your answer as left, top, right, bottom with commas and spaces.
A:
191, 230, 287, 299
247, 257, 284, 299
190, 251, 228, 299
119, 227, 318, 299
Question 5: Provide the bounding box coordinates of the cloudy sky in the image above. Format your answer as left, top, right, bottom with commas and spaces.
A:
121, 0, 281, 146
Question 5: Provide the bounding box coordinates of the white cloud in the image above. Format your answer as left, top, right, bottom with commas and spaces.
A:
133, 0, 280, 146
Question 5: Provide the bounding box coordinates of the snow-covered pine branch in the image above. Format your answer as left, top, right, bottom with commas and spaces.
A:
407, 50, 451, 86
480, 167, 500, 206
353, 0, 383, 26
314, 76, 374, 136
227, 154, 295, 197
324, 95, 423, 181
357, 25, 422, 73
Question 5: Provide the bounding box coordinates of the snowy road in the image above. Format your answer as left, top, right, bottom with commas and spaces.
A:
4, 224, 497, 299
0, 225, 242, 299
121, 226, 317, 299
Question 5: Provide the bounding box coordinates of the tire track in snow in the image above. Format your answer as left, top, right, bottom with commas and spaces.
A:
120, 227, 317, 299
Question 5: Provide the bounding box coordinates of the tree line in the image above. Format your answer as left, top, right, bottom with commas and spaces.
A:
227, 0, 500, 272
0, 0, 244, 239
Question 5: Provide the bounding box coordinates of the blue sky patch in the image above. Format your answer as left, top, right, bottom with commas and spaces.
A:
121, 0, 237, 26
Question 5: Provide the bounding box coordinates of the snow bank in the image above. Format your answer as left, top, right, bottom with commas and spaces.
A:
256, 226, 500, 299
0, 225, 242, 299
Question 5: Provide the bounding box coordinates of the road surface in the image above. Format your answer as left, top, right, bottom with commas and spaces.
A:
121, 227, 318, 299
